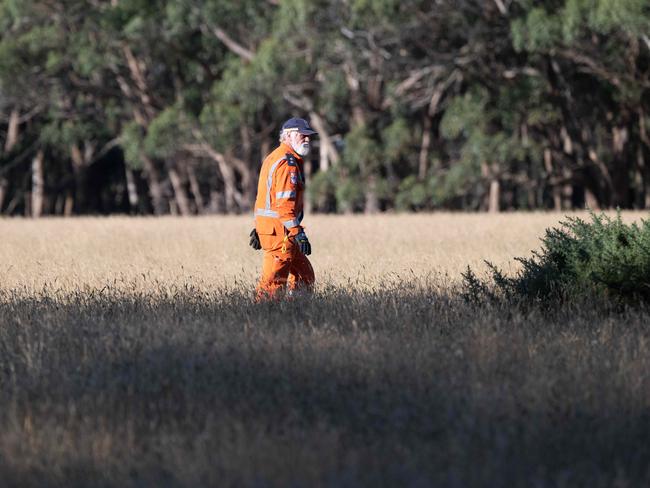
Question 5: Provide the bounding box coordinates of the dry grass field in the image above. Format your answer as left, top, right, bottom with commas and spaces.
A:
2, 212, 639, 292
1, 212, 649, 487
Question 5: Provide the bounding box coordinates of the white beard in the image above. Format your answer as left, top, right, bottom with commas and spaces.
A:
293, 142, 310, 157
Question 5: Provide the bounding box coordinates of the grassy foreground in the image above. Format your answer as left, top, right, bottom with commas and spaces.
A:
1, 213, 649, 487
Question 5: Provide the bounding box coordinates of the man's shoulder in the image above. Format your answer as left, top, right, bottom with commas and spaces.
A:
264, 146, 297, 168
284, 153, 298, 166
263, 146, 288, 165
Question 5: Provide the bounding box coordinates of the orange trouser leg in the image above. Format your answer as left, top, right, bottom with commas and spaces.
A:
256, 233, 315, 301
256, 249, 292, 300
287, 252, 315, 294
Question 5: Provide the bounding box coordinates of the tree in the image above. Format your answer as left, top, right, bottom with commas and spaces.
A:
0, 0, 648, 215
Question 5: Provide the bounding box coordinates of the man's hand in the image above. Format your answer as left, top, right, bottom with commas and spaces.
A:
293, 231, 311, 255
249, 228, 261, 250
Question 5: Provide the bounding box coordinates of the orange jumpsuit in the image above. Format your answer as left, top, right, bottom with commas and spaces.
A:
254, 142, 314, 300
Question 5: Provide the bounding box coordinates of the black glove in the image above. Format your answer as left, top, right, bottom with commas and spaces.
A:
293, 231, 311, 255
249, 228, 261, 250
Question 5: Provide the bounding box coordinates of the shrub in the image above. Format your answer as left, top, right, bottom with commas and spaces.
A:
463, 211, 650, 304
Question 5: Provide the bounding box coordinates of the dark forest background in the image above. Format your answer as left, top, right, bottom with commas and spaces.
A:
1, 0, 649, 216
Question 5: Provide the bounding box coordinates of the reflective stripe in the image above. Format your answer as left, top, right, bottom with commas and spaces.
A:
266, 157, 286, 209
283, 219, 300, 229
255, 208, 279, 218
276, 190, 296, 199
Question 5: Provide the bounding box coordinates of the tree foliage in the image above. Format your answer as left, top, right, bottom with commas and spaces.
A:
0, 0, 649, 215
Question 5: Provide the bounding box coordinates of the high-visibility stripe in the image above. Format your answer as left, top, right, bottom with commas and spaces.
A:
283, 218, 300, 229
266, 157, 286, 210
255, 208, 279, 218
276, 190, 296, 199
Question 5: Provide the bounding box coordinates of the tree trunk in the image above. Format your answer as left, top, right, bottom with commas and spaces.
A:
117, 54, 168, 214
562, 167, 574, 209
31, 149, 44, 218
482, 161, 500, 213
240, 126, 252, 163
488, 179, 500, 213
229, 154, 254, 210
196, 143, 240, 212
364, 175, 380, 214
141, 154, 166, 215
4, 108, 19, 153
122, 44, 156, 121
634, 147, 644, 209
585, 187, 599, 210
184, 137, 244, 213
527, 181, 537, 209
64, 192, 74, 216
550, 59, 606, 209
1, 108, 20, 212
187, 164, 205, 213
638, 110, 650, 208
544, 148, 561, 210
70, 142, 95, 214
4, 191, 20, 215
586, 148, 610, 208
635, 145, 648, 209
125, 166, 139, 212
418, 115, 432, 181
70, 144, 86, 213
344, 60, 378, 213
308, 111, 339, 172
168, 166, 191, 216
611, 125, 630, 208
218, 158, 238, 213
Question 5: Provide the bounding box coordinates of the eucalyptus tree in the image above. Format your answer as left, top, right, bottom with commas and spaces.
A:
109, 0, 279, 214
1, 0, 649, 215
0, 0, 124, 215
0, 0, 76, 215
508, 0, 650, 209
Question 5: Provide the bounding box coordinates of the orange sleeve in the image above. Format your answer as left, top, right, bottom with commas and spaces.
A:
273, 161, 301, 235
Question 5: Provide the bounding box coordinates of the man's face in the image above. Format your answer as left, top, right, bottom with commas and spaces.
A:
287, 131, 311, 157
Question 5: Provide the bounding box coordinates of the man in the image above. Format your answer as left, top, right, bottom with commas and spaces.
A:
249, 117, 317, 300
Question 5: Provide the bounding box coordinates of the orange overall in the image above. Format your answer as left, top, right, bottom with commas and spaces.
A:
254, 143, 315, 300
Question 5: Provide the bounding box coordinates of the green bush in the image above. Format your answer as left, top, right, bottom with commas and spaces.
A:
463, 212, 650, 304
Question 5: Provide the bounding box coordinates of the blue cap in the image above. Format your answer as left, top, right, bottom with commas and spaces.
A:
281, 117, 317, 136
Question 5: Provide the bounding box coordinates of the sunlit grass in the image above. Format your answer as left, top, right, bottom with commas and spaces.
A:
2, 211, 645, 293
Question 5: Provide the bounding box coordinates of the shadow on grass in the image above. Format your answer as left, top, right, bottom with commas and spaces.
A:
1, 287, 650, 487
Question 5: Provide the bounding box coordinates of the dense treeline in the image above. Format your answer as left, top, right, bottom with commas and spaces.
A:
0, 0, 649, 216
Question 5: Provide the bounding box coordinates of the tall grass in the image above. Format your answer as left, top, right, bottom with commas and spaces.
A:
1, 213, 649, 487
1, 212, 620, 292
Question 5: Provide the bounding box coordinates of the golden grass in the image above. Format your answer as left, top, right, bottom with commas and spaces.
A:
1, 211, 645, 293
